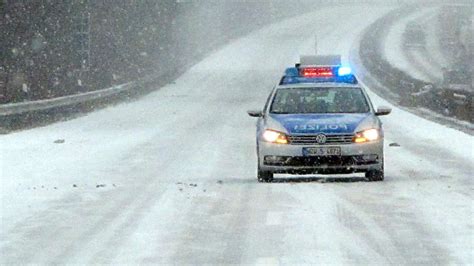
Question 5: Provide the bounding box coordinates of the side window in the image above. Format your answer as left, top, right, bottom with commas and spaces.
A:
263, 89, 275, 113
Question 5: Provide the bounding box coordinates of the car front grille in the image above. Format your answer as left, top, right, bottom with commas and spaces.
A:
288, 134, 354, 145
263, 155, 379, 167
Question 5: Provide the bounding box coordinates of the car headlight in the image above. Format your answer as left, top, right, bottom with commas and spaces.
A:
262, 129, 288, 144
353, 129, 380, 143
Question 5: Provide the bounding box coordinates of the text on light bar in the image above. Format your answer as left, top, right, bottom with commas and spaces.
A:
299, 67, 334, 78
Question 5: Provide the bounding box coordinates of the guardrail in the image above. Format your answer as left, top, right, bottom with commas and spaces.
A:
0, 82, 133, 116
356, 5, 473, 124
0, 73, 170, 132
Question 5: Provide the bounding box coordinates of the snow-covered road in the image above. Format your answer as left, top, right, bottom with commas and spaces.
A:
384, 7, 447, 84
1, 6, 472, 264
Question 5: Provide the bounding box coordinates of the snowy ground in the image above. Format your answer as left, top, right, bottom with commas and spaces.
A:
379, 5, 473, 134
383, 7, 446, 83
1, 6, 473, 264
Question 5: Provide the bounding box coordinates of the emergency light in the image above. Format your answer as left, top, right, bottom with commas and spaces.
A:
280, 65, 357, 85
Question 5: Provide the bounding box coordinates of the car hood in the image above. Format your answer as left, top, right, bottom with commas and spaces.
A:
267, 113, 373, 134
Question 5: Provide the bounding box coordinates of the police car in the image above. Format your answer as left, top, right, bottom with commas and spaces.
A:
247, 55, 391, 182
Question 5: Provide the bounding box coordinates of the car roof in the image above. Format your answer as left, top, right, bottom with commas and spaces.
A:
275, 82, 361, 89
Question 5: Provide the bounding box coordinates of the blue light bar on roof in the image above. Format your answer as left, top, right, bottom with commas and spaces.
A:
337, 66, 352, 76
279, 66, 357, 85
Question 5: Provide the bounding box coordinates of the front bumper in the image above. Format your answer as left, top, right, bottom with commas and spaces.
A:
258, 140, 383, 174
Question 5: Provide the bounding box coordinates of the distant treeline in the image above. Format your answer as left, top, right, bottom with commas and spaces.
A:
1, 0, 177, 103
0, 0, 316, 104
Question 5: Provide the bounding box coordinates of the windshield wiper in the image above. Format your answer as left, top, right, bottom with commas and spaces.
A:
271, 111, 291, 114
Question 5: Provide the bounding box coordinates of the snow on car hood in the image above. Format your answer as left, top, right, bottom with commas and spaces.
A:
268, 113, 373, 134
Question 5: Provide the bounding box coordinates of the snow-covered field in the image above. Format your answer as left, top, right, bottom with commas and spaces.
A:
1, 6, 473, 264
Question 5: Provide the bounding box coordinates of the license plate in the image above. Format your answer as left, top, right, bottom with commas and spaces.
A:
303, 147, 341, 156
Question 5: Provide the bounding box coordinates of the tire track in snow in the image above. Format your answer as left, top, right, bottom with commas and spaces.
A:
1, 140, 177, 264
0, 92, 220, 263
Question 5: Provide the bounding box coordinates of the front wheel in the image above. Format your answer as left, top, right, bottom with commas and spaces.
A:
365, 169, 384, 182
258, 168, 273, 183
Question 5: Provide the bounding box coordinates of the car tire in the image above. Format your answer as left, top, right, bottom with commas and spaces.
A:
365, 169, 384, 182
258, 169, 273, 183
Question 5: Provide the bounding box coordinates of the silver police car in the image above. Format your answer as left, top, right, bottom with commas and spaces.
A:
248, 56, 391, 182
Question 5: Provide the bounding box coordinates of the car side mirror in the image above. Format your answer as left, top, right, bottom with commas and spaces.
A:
375, 106, 391, 116
247, 110, 263, 117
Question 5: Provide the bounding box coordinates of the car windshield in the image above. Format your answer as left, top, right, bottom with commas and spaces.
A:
270, 87, 370, 114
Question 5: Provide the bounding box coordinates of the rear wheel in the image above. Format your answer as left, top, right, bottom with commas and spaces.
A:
365, 169, 384, 182
257, 167, 273, 183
